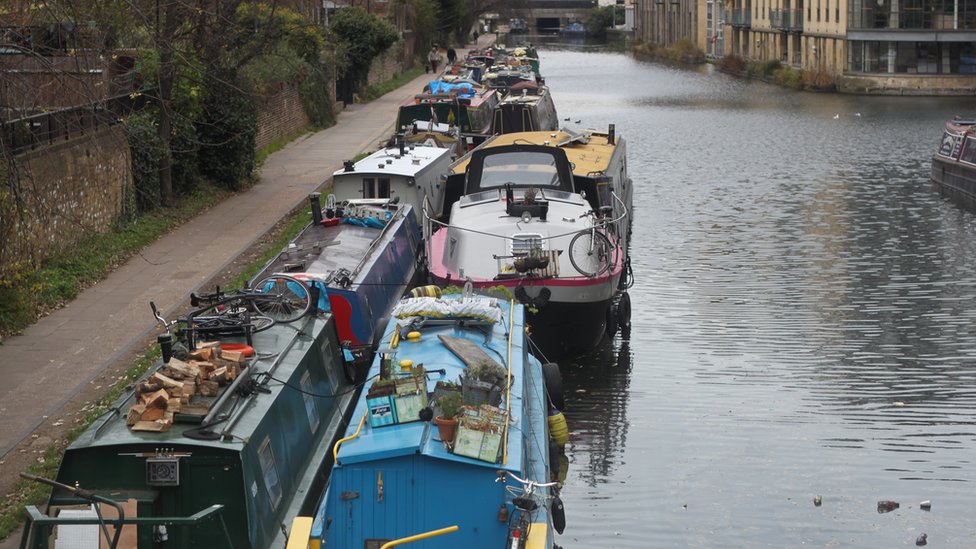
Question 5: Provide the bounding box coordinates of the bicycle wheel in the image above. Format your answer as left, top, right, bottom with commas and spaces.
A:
568, 230, 614, 277
251, 274, 312, 323
250, 314, 275, 333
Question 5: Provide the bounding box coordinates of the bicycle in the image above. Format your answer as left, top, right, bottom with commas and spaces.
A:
567, 206, 617, 278
152, 274, 312, 353
496, 470, 559, 548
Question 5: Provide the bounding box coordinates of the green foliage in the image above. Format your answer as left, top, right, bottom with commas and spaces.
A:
361, 66, 425, 101
748, 59, 782, 76
196, 73, 257, 190
301, 62, 337, 128
719, 54, 747, 72
438, 393, 464, 419
585, 6, 618, 38
122, 110, 164, 213
329, 7, 400, 91
773, 66, 804, 89
465, 359, 508, 386
170, 112, 200, 195
395, 0, 438, 52
235, 3, 325, 64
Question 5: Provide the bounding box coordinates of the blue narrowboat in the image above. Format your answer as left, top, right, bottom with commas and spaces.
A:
308, 290, 568, 548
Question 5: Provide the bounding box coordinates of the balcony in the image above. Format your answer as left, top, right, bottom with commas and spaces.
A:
730, 8, 752, 27
771, 9, 803, 31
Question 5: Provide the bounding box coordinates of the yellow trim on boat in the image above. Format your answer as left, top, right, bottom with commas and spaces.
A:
333, 410, 367, 463
503, 298, 515, 464
285, 517, 314, 549
525, 522, 549, 549
379, 525, 460, 548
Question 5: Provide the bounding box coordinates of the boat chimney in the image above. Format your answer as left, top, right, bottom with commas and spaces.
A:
608, 124, 615, 145
398, 136, 406, 156
309, 192, 323, 224
158, 333, 173, 364
343, 160, 355, 172
307, 285, 320, 316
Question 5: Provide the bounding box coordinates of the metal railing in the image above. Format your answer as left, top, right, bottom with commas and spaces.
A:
730, 8, 752, 26
1, 90, 151, 155
771, 9, 804, 30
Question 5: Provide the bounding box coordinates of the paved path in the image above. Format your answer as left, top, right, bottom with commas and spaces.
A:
0, 37, 494, 461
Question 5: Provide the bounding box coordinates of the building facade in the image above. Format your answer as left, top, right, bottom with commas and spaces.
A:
636, 0, 976, 93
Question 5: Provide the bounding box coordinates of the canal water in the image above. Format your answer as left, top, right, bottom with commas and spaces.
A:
537, 46, 976, 547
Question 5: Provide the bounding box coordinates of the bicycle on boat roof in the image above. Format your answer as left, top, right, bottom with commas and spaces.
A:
151, 274, 312, 357
496, 470, 566, 549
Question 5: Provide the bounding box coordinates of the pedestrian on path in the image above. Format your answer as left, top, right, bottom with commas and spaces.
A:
427, 46, 441, 74
447, 47, 457, 65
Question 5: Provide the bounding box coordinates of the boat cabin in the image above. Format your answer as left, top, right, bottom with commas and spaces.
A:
332, 143, 454, 219
396, 90, 500, 145
489, 87, 559, 135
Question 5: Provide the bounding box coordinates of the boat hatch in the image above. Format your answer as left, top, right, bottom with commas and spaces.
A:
511, 234, 545, 254
464, 145, 574, 195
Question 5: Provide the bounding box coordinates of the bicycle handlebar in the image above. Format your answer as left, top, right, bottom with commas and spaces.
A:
495, 470, 557, 490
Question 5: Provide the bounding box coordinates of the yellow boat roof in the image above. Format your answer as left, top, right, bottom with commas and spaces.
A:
450, 130, 619, 177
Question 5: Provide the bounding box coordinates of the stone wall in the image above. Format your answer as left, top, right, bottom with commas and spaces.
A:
254, 81, 311, 150
837, 74, 976, 95
366, 43, 409, 88
1, 126, 132, 272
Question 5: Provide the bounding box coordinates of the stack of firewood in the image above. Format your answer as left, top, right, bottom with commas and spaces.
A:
127, 342, 246, 432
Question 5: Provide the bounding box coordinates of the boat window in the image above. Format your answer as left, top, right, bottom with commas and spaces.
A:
939, 132, 961, 158
459, 189, 500, 206
511, 234, 545, 255
479, 152, 561, 189
362, 178, 391, 199
962, 138, 976, 164
301, 372, 319, 433
258, 437, 283, 511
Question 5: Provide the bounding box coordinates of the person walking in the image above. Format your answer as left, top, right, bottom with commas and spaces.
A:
427, 46, 441, 74
447, 47, 457, 65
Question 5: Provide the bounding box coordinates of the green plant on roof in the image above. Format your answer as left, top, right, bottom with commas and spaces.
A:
522, 187, 537, 204
465, 359, 507, 386
437, 393, 464, 419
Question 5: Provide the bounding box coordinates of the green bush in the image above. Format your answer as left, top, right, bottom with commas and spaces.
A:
196, 74, 257, 191
773, 66, 804, 89
329, 7, 400, 94
170, 112, 199, 195
122, 110, 164, 213
719, 55, 747, 72
301, 63, 337, 128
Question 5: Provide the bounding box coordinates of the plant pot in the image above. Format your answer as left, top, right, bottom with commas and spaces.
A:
435, 416, 459, 443
461, 377, 501, 407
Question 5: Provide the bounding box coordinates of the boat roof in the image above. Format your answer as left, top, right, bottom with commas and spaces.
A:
945, 116, 976, 133
67, 316, 335, 452
399, 88, 498, 109
450, 128, 621, 177
334, 296, 531, 474
333, 145, 452, 179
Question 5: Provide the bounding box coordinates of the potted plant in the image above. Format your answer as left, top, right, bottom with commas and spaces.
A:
461, 359, 508, 406
434, 393, 464, 444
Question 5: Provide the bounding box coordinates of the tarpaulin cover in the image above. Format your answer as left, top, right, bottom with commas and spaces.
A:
428, 80, 475, 97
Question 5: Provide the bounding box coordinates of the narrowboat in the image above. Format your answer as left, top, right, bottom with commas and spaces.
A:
427, 127, 633, 359
489, 87, 560, 134
331, 141, 454, 220
308, 291, 568, 548
931, 116, 976, 203
395, 89, 500, 148
18, 194, 425, 549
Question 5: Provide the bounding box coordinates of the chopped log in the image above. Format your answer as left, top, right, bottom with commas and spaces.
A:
162, 359, 202, 381
182, 382, 196, 398
140, 407, 166, 422
226, 363, 239, 382
196, 340, 221, 350
210, 366, 228, 384
188, 347, 214, 361
166, 399, 182, 413
150, 372, 184, 392
130, 420, 170, 432
143, 389, 170, 409
180, 404, 210, 416
136, 383, 164, 402
198, 380, 220, 397
126, 404, 146, 426
220, 349, 245, 363
195, 361, 217, 377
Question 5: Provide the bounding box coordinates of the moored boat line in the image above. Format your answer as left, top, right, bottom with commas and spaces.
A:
931, 115, 976, 205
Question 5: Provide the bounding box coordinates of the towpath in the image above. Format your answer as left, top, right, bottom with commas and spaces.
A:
0, 35, 495, 514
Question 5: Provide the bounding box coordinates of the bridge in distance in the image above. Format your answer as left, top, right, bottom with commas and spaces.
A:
507, 0, 598, 32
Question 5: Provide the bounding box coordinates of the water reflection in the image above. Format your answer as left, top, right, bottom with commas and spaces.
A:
543, 46, 976, 547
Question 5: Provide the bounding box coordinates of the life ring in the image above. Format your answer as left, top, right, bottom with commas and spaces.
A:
605, 302, 618, 339
542, 362, 565, 411
617, 292, 632, 331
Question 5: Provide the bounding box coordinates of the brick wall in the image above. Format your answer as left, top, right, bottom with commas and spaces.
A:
254, 81, 311, 150
1, 126, 132, 272
366, 43, 408, 88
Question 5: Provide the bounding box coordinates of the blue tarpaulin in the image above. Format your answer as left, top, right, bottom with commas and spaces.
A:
428, 81, 475, 97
